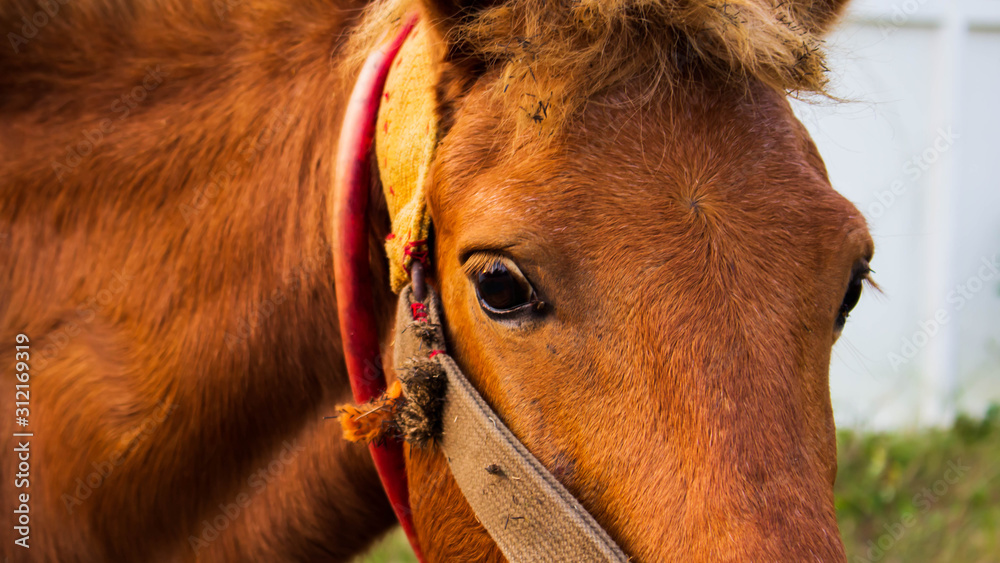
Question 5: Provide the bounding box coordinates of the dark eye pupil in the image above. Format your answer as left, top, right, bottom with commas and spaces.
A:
476, 265, 532, 312
837, 278, 863, 326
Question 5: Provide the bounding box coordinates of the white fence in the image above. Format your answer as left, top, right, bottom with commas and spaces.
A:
792, 0, 1000, 428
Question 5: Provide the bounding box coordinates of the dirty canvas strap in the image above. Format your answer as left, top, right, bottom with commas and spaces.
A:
394, 285, 630, 562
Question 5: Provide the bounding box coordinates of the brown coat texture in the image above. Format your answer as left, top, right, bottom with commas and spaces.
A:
0, 0, 870, 560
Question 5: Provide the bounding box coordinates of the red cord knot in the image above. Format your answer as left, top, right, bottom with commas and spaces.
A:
428, 349, 444, 359
410, 302, 428, 322
403, 239, 429, 266
385, 233, 396, 241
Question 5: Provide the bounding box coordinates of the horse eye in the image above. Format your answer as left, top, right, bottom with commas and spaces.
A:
836, 264, 869, 329
474, 263, 536, 315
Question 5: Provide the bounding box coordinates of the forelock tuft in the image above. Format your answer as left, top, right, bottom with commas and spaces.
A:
351, 0, 842, 132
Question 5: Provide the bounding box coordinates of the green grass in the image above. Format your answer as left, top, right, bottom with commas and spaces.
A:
354, 530, 415, 563
356, 406, 1000, 562
836, 405, 1000, 562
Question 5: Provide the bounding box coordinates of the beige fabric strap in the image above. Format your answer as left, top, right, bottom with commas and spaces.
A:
394, 285, 630, 562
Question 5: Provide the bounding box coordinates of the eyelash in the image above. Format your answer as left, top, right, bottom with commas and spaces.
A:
462, 253, 507, 278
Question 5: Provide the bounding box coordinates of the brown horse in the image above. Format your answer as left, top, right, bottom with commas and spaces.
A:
1, 0, 872, 560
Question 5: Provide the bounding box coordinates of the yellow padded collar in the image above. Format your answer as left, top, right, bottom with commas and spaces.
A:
376, 20, 441, 293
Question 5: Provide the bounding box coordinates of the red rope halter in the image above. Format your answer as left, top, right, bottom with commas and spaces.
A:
332, 12, 424, 561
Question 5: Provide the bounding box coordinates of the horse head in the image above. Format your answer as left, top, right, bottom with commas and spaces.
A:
348, 0, 873, 559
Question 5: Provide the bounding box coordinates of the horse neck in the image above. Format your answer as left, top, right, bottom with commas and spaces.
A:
1, 0, 404, 559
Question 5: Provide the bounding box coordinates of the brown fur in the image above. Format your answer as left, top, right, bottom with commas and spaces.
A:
1, 0, 399, 560
1, 0, 864, 560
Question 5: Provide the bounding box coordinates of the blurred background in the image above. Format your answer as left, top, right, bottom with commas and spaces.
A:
359, 0, 1000, 560
799, 0, 1000, 430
